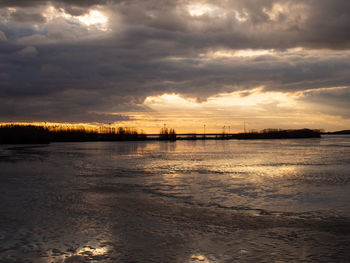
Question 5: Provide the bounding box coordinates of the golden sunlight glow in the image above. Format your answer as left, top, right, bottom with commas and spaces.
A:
234, 10, 248, 22
5, 87, 349, 134
76, 246, 109, 256
144, 88, 297, 109
144, 93, 199, 109
77, 10, 108, 29
45, 243, 110, 263
187, 4, 225, 17
190, 254, 211, 263
137, 89, 304, 133
202, 49, 273, 58
234, 49, 273, 57
187, 3, 246, 21
43, 6, 109, 31
202, 47, 350, 60
43, 6, 67, 21
207, 88, 298, 107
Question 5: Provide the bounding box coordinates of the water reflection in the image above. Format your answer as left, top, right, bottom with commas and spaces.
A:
66, 244, 110, 262
190, 254, 211, 262
43, 242, 111, 263
1, 136, 350, 262
159, 141, 177, 152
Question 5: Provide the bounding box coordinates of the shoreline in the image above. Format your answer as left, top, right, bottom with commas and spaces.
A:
0, 126, 322, 144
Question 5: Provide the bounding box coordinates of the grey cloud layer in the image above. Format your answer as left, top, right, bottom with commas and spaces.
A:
0, 0, 350, 122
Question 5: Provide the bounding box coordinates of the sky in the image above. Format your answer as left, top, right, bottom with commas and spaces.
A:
1, 0, 350, 133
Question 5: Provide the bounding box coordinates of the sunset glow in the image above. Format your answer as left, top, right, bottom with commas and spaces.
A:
43, 6, 109, 31
187, 4, 225, 17
76, 10, 109, 30
0, 0, 349, 132
2, 2, 350, 262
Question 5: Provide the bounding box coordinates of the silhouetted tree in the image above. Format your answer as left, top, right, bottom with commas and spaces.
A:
159, 127, 176, 141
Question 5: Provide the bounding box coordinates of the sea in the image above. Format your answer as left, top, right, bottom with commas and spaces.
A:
0, 135, 349, 262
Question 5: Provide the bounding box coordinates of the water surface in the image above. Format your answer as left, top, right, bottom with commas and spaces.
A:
0, 135, 349, 262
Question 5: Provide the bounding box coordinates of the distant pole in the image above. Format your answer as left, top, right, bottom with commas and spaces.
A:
204, 124, 206, 138
244, 121, 246, 133
228, 126, 230, 135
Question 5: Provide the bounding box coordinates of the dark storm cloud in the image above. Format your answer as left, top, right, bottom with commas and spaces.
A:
1, 0, 350, 49
112, 0, 350, 50
0, 0, 108, 17
1, 0, 350, 122
0, 30, 6, 41
0, 87, 134, 123
299, 87, 350, 119
9, 11, 46, 23
0, 0, 106, 8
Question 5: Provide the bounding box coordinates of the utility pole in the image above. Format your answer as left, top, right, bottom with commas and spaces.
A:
244, 121, 246, 133
204, 124, 206, 137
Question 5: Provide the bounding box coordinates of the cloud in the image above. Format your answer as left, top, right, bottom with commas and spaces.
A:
299, 87, 350, 119
0, 30, 6, 41
9, 10, 46, 23
0, 0, 350, 125
17, 46, 38, 57
16, 34, 48, 45
0, 0, 106, 8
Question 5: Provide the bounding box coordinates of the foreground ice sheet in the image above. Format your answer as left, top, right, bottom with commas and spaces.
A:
0, 135, 349, 262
